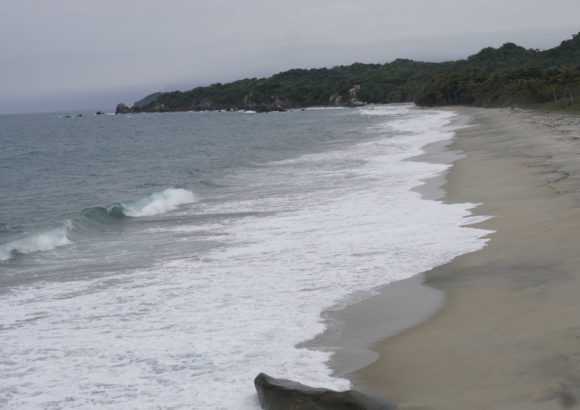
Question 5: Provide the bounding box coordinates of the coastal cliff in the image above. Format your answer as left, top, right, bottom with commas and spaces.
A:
117, 81, 368, 114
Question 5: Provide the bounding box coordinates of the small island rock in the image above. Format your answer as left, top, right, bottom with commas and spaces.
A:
115, 103, 133, 114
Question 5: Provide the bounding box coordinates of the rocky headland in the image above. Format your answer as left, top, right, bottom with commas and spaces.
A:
116, 33, 579, 115
115, 84, 366, 114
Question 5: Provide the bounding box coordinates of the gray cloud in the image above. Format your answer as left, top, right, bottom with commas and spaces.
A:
1, 0, 579, 113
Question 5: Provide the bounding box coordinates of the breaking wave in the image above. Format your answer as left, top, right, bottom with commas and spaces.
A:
0, 225, 71, 261
121, 188, 196, 217
0, 188, 196, 261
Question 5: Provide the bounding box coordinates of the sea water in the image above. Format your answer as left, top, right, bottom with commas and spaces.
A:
0, 106, 489, 409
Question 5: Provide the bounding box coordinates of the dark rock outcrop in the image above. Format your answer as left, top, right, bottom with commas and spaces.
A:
254, 373, 396, 410
115, 103, 133, 114
242, 93, 289, 112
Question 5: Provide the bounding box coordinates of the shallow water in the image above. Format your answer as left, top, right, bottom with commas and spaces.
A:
0, 106, 488, 409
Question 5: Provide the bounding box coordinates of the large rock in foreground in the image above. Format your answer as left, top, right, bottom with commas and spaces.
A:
254, 373, 396, 410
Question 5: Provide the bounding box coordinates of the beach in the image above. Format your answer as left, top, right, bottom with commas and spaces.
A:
2, 106, 492, 409
349, 107, 580, 409
5, 105, 580, 409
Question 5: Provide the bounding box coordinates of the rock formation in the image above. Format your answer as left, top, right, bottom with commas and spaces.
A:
242, 93, 289, 112
254, 373, 396, 410
328, 93, 344, 106
329, 85, 366, 107
348, 85, 366, 107
115, 103, 133, 114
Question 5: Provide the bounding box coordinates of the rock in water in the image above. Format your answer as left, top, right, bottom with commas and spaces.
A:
115, 103, 132, 114
254, 373, 396, 410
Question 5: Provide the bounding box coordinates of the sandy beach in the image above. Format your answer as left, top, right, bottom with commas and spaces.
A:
348, 107, 580, 409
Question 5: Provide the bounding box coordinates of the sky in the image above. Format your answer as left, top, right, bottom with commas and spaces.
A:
1, 0, 579, 114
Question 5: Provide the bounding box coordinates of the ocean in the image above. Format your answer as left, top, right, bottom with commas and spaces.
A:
0, 105, 488, 409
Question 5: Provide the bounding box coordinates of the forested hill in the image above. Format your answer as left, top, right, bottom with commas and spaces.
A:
122, 33, 580, 114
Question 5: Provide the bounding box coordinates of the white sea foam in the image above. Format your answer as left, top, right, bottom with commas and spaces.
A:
122, 188, 197, 217
305, 106, 348, 110
0, 106, 491, 409
358, 104, 413, 116
0, 225, 71, 261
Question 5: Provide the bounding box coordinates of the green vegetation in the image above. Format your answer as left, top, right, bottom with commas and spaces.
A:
133, 33, 580, 113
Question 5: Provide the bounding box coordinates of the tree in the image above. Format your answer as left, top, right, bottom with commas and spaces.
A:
560, 67, 579, 106
545, 69, 561, 104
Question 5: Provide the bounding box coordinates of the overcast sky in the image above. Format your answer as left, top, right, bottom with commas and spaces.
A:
1, 0, 579, 114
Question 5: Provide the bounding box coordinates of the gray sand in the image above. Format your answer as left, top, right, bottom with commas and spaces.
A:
357, 107, 580, 410
304, 274, 444, 379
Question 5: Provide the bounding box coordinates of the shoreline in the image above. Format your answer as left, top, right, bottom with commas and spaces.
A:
354, 107, 580, 409
304, 273, 445, 379
304, 108, 476, 384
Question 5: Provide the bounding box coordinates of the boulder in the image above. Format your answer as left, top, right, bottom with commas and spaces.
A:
254, 373, 396, 410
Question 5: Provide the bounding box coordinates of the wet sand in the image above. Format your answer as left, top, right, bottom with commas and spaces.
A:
305, 123, 465, 380
356, 107, 580, 410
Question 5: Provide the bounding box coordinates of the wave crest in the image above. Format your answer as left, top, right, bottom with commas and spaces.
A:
0, 188, 197, 261
80, 204, 127, 224
0, 225, 71, 261
122, 188, 196, 217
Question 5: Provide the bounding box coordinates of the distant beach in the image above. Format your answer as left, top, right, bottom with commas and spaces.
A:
345, 107, 580, 409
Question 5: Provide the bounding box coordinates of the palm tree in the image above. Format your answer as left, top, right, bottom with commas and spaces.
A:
545, 69, 561, 104
560, 67, 579, 106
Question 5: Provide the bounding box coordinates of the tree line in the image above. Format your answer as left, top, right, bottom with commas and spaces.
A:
133, 33, 580, 113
